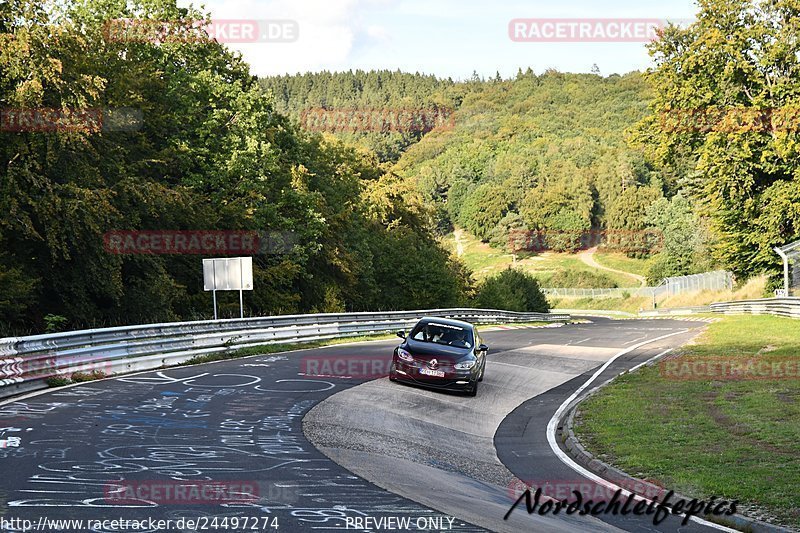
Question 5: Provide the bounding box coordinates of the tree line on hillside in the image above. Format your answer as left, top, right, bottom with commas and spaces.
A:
262, 69, 709, 284
259, 71, 460, 163
391, 71, 718, 283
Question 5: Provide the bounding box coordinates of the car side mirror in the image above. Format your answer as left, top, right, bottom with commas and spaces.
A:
397, 331, 407, 339
479, 344, 488, 352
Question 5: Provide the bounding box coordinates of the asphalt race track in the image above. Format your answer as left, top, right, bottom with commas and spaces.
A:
304, 318, 731, 533
0, 317, 732, 533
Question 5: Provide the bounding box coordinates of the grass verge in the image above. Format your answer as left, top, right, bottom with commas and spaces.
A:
549, 276, 769, 313
573, 315, 800, 528
593, 252, 652, 278
549, 296, 652, 313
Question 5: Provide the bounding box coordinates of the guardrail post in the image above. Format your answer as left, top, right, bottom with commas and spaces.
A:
775, 247, 790, 296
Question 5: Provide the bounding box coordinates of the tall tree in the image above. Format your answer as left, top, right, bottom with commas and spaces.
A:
636, 0, 800, 282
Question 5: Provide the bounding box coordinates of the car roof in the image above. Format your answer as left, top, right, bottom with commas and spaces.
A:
417, 317, 474, 330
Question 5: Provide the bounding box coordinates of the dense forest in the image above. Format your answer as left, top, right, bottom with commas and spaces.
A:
0, 0, 470, 334
640, 0, 800, 284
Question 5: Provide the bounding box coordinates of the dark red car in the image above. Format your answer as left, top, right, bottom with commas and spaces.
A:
390, 317, 488, 396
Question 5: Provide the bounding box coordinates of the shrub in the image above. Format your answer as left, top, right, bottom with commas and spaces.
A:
46, 377, 71, 387
474, 268, 549, 312
70, 370, 107, 383
89, 369, 107, 380
43, 314, 68, 333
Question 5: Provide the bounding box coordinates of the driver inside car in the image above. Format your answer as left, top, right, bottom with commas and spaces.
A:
450, 330, 471, 348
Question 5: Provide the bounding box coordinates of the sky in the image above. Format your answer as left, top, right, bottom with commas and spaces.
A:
179, 0, 700, 79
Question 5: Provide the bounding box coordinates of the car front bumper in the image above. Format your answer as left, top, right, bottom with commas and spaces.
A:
392, 360, 477, 391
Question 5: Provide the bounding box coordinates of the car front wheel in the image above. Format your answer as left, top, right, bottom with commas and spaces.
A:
467, 379, 479, 397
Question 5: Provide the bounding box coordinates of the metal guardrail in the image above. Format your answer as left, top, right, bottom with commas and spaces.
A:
554, 306, 712, 318
557, 298, 800, 319
639, 306, 712, 316
0, 308, 569, 400
710, 297, 800, 318
551, 308, 636, 317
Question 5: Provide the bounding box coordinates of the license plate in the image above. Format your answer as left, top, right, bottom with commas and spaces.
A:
419, 368, 445, 378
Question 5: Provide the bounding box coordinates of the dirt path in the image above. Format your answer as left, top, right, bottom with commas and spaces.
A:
578, 246, 646, 287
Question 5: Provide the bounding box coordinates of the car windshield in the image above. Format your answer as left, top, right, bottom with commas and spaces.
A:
410, 323, 473, 348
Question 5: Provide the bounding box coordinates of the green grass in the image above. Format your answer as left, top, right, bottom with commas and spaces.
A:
573, 315, 800, 528
549, 296, 653, 313
538, 268, 619, 289
447, 230, 643, 287
593, 252, 652, 278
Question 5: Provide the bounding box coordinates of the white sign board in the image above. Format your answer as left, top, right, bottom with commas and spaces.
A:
775, 289, 788, 298
203, 257, 253, 291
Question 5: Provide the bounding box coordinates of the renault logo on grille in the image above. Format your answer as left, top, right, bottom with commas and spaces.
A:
428, 359, 439, 369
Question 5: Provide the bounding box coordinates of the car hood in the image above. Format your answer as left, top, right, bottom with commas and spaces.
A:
404, 339, 472, 363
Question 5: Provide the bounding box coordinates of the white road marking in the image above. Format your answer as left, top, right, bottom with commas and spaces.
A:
545, 329, 740, 533
621, 335, 647, 346
491, 361, 537, 370
625, 349, 672, 375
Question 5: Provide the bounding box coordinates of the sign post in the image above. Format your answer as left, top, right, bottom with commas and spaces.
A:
203, 257, 254, 319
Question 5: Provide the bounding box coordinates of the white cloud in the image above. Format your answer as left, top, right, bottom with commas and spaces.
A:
182, 0, 394, 75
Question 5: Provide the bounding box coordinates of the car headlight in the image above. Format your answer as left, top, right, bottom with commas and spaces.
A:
397, 348, 414, 362
454, 360, 476, 370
